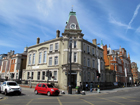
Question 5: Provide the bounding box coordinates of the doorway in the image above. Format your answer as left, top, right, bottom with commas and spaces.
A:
68, 74, 77, 88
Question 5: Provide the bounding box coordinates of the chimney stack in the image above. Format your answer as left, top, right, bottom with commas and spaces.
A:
37, 37, 40, 44
92, 39, 97, 45
56, 30, 60, 38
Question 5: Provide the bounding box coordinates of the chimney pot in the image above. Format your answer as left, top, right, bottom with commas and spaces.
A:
37, 37, 40, 44
56, 30, 60, 38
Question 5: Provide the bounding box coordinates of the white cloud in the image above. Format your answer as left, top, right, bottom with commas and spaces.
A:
0, 40, 18, 48
109, 14, 133, 29
136, 26, 140, 33
127, 4, 140, 31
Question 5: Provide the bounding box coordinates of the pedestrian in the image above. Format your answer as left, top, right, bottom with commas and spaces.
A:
85, 82, 88, 91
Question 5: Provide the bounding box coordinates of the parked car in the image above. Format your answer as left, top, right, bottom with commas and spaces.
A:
0, 81, 22, 95
34, 83, 60, 96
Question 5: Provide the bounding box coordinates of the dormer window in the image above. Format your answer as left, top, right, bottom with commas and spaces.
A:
70, 23, 76, 29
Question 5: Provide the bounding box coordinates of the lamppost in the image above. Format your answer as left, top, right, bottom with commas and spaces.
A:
68, 38, 72, 94
96, 43, 100, 93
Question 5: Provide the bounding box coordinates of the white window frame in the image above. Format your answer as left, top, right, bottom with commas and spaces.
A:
55, 43, 58, 50
54, 56, 58, 65
54, 71, 57, 80
29, 54, 31, 65
49, 57, 52, 66
50, 44, 53, 51
39, 52, 42, 64
32, 53, 35, 65
43, 51, 47, 63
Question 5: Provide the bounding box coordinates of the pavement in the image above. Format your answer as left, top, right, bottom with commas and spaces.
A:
59, 86, 140, 95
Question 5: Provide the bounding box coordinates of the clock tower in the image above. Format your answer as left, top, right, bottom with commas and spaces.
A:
65, 11, 81, 31
62, 10, 84, 89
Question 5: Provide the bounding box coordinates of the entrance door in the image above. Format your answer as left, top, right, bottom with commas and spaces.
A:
68, 74, 77, 88
71, 74, 77, 88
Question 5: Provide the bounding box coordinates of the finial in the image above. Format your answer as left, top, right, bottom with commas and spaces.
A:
109, 44, 110, 48
101, 39, 103, 45
71, 5, 74, 12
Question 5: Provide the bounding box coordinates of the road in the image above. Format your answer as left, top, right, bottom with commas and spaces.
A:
0, 87, 140, 105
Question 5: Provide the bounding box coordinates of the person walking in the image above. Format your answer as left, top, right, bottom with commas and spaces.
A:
85, 82, 88, 91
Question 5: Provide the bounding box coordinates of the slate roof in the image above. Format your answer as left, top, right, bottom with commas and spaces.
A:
65, 11, 80, 30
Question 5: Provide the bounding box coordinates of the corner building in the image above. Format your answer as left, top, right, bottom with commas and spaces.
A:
23, 11, 105, 90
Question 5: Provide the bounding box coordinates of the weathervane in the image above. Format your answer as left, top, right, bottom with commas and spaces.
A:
71, 5, 74, 12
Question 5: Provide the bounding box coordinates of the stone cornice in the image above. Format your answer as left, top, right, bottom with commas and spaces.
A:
28, 37, 62, 49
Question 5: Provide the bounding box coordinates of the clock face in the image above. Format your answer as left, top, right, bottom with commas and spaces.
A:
70, 23, 76, 29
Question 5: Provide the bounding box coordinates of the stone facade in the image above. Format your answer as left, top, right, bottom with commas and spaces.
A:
22, 11, 105, 90
0, 49, 27, 80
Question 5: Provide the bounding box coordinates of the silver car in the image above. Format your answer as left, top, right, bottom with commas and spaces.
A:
0, 81, 22, 95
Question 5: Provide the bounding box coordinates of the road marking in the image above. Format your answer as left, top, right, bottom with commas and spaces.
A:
26, 99, 34, 105
37, 98, 54, 100
95, 96, 124, 105
0, 97, 8, 102
57, 97, 63, 105
81, 99, 94, 105
121, 97, 140, 102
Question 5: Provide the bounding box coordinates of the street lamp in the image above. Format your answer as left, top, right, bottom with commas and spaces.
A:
96, 43, 100, 93
68, 38, 72, 94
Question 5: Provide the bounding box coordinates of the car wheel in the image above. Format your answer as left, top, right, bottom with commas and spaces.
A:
34, 90, 38, 95
5, 90, 7, 96
47, 91, 51, 96
18, 92, 21, 95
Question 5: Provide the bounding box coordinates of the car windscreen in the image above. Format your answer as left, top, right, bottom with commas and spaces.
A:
47, 85, 53, 88
7, 82, 17, 86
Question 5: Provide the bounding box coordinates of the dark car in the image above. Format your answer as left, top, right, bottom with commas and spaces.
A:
34, 83, 60, 96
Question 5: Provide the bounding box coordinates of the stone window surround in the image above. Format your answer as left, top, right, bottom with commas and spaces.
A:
28, 50, 37, 66
48, 54, 59, 66
38, 48, 47, 65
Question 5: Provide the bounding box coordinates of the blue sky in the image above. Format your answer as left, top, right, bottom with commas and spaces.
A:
0, 0, 140, 71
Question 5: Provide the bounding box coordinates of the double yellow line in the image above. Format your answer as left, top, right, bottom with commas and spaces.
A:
0, 97, 8, 102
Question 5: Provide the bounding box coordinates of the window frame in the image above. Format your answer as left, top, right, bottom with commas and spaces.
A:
39, 52, 42, 64
32, 53, 35, 65
43, 51, 47, 63
29, 54, 32, 65
50, 44, 53, 51
54, 56, 58, 65
49, 57, 52, 66
55, 43, 58, 50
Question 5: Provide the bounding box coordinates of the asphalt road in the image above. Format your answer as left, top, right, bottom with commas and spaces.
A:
0, 87, 140, 105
